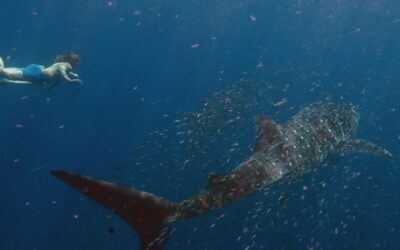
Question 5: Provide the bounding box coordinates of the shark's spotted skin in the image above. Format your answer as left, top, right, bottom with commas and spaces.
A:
176, 103, 366, 217
283, 103, 359, 172
52, 103, 392, 250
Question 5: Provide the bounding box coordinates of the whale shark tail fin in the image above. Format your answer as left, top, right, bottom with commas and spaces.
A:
51, 171, 179, 250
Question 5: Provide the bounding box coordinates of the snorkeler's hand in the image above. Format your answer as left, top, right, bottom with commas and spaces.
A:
70, 78, 83, 85
68, 72, 79, 78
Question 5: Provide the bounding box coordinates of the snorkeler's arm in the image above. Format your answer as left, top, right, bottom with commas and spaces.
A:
68, 72, 82, 84
0, 78, 33, 85
68, 72, 79, 78
60, 68, 83, 84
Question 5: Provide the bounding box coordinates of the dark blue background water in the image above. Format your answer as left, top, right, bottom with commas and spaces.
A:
0, 0, 399, 249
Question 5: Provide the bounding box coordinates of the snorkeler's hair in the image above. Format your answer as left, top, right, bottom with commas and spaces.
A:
53, 51, 81, 68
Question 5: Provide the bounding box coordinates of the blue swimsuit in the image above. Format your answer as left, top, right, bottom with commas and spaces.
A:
21, 64, 43, 82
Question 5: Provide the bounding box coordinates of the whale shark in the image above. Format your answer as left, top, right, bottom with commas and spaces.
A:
52, 103, 392, 250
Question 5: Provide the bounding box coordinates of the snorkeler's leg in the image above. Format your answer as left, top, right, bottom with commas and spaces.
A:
0, 57, 4, 68
0, 78, 33, 85
0, 68, 6, 78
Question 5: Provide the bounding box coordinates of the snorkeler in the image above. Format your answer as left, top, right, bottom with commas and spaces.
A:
0, 52, 83, 89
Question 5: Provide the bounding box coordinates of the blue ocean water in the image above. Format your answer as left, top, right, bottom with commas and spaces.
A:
0, 0, 399, 249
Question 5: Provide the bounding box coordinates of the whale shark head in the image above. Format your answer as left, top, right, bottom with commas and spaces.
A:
294, 103, 360, 140
331, 103, 360, 138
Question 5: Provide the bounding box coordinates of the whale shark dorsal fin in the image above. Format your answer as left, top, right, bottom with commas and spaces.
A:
342, 139, 392, 158
254, 116, 283, 152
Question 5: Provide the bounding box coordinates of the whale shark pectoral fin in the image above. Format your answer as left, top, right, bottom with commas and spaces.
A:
254, 116, 283, 152
342, 139, 393, 159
